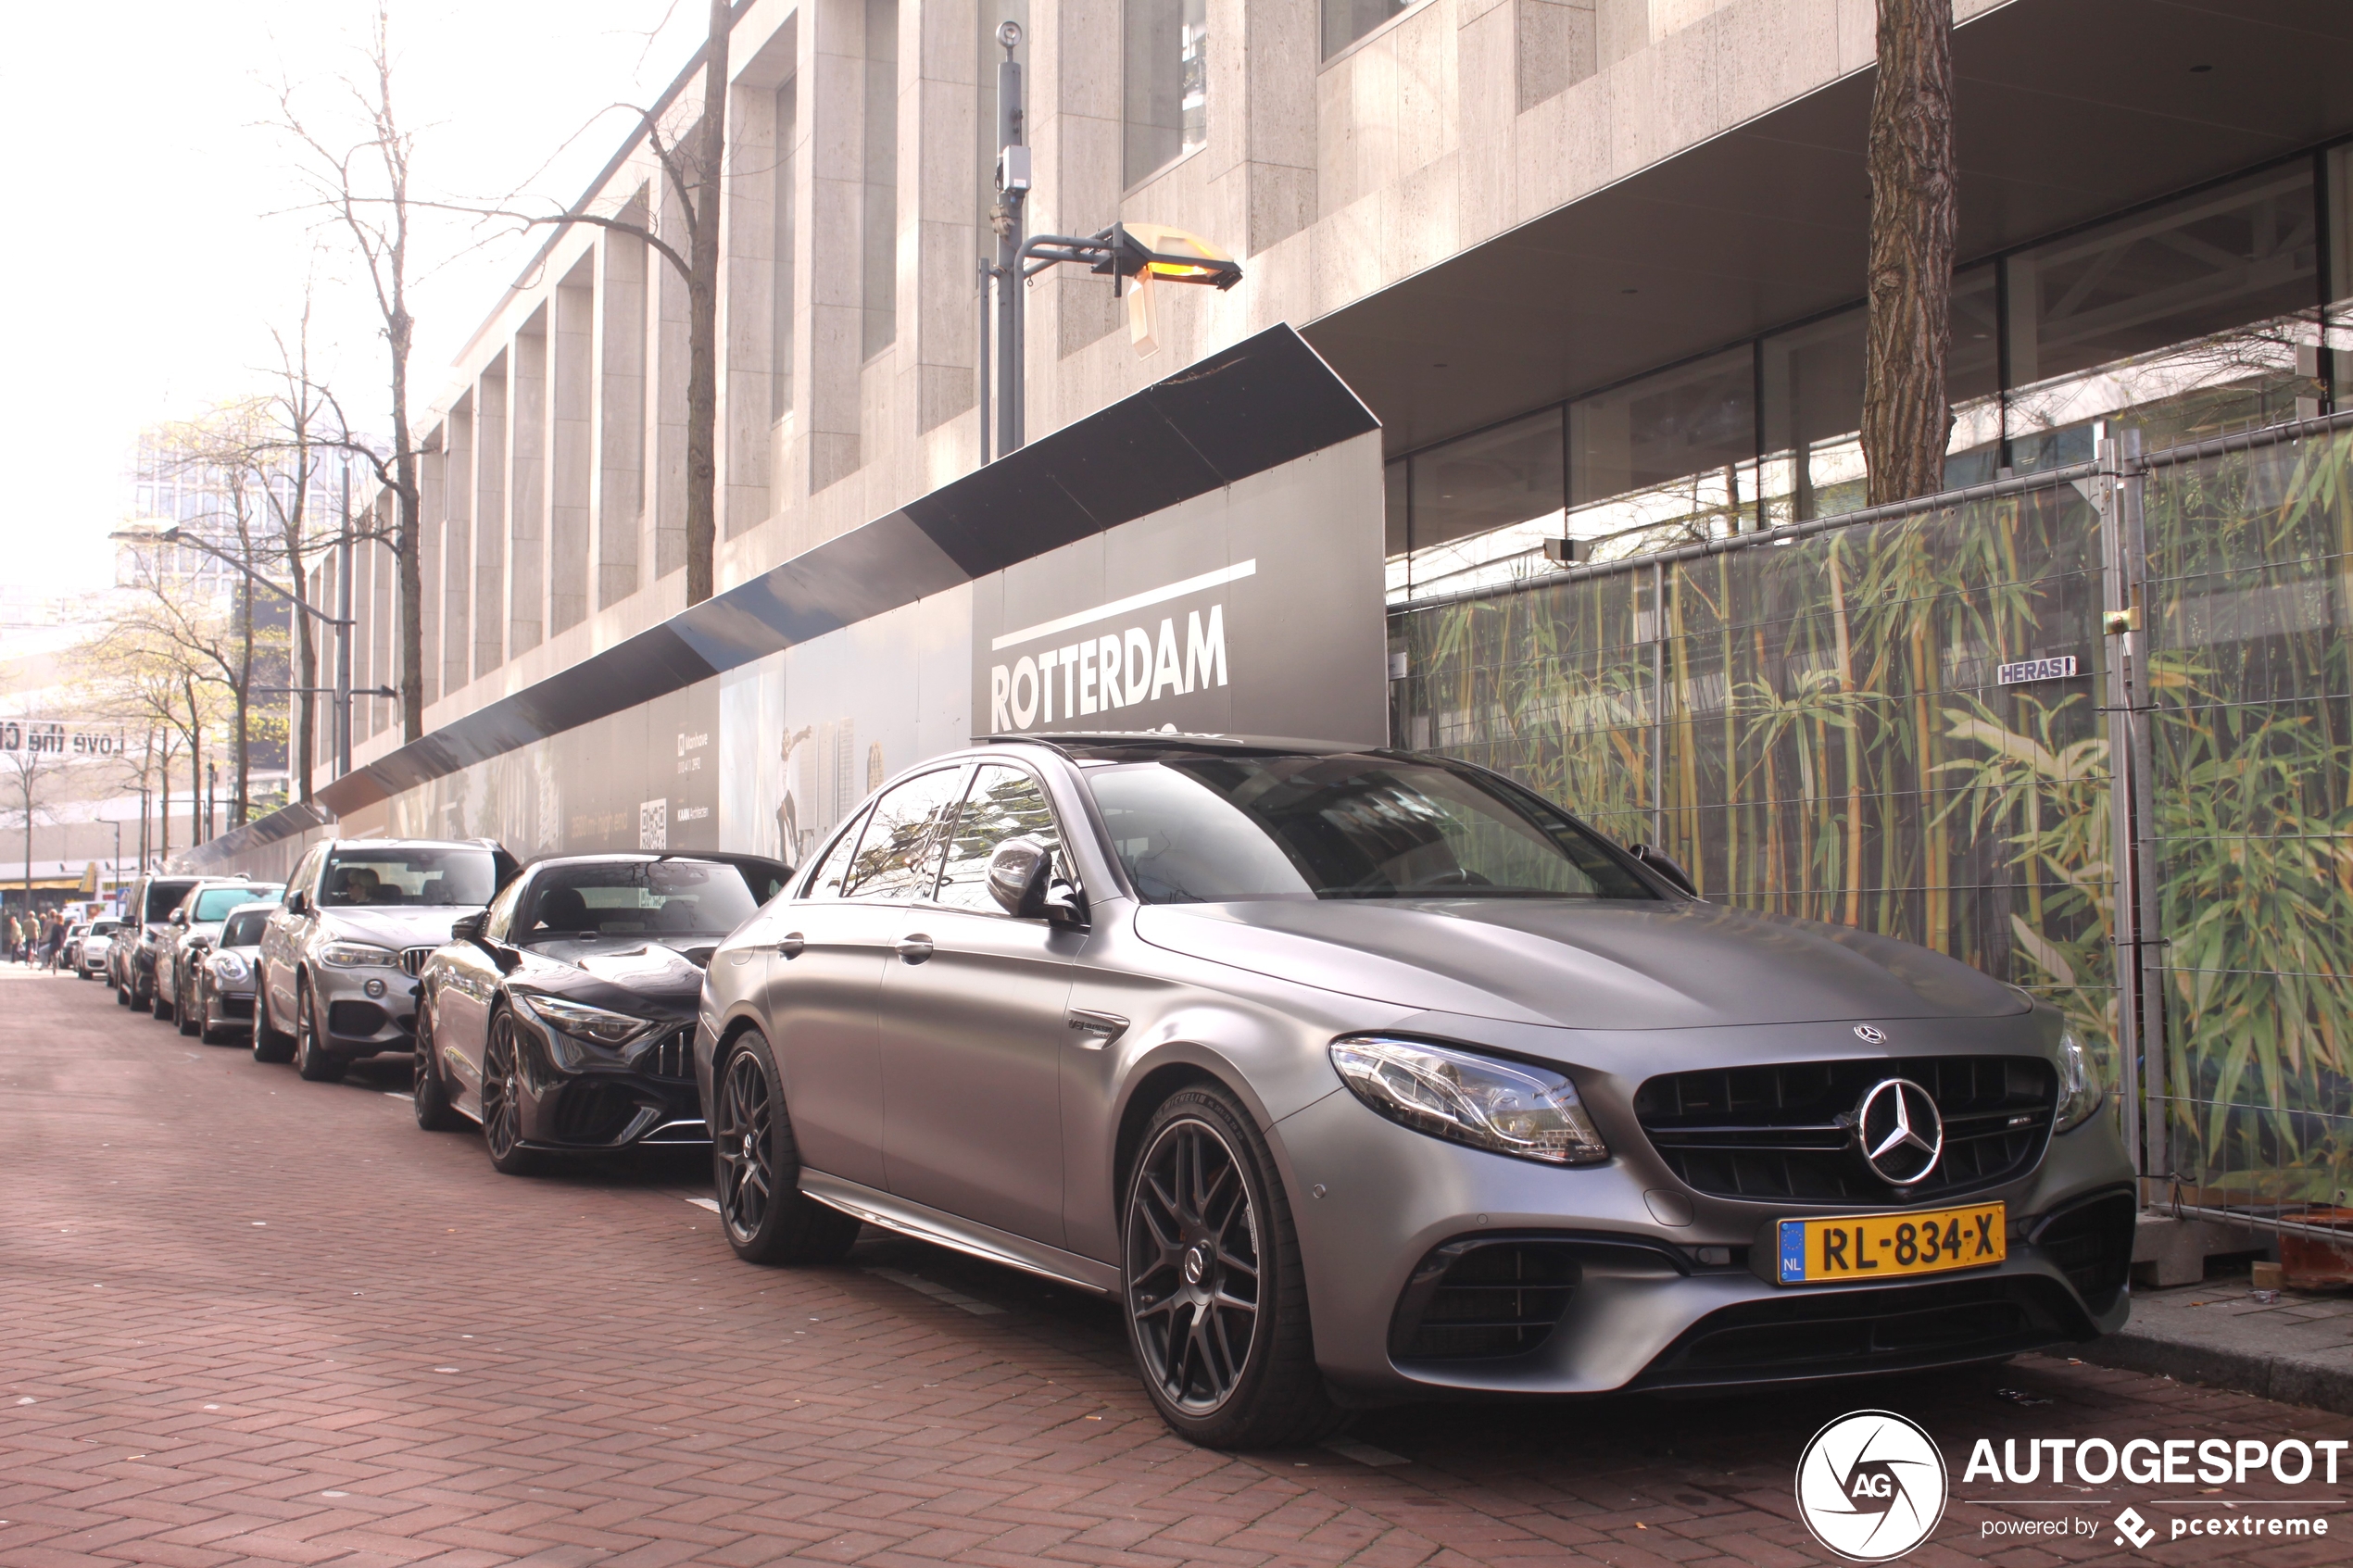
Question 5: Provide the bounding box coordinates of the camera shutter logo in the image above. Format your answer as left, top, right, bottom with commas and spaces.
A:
1795, 1410, 1947, 1562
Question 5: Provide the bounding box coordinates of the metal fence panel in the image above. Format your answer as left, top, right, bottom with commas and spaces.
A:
2142, 426, 2353, 1233
1390, 481, 2122, 1084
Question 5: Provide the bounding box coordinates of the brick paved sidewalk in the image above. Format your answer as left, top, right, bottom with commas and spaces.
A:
3, 967, 2347, 1566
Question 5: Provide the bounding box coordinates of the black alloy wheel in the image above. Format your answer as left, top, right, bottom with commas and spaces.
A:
711, 1031, 859, 1265
1121, 1085, 1339, 1449
479, 1012, 539, 1174
293, 978, 346, 1083
411, 1006, 463, 1132
253, 979, 295, 1063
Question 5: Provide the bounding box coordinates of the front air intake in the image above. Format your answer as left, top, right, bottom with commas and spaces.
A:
1389, 1236, 1579, 1361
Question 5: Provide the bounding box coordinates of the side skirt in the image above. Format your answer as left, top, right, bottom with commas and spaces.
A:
799, 1171, 1121, 1298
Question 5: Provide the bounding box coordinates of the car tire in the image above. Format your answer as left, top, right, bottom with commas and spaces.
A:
116, 978, 131, 1007
253, 983, 296, 1063
711, 1030, 860, 1266
1120, 1084, 1340, 1450
151, 982, 173, 1022
294, 978, 346, 1083
412, 1008, 463, 1132
479, 1010, 541, 1174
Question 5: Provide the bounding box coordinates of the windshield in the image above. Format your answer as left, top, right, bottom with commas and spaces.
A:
319, 847, 497, 908
1085, 754, 1657, 904
91, 921, 120, 934
193, 885, 279, 922
514, 859, 763, 941
220, 909, 272, 947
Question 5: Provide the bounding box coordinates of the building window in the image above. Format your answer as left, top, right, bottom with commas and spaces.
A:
1322, 0, 1411, 59
862, 0, 899, 360
1123, 0, 1206, 188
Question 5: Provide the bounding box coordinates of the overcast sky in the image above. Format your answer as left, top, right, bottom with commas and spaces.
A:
0, 0, 713, 601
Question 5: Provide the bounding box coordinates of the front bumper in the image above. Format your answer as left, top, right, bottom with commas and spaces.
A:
510, 1010, 706, 1151
204, 978, 258, 1033
311, 963, 418, 1055
1275, 1082, 2135, 1399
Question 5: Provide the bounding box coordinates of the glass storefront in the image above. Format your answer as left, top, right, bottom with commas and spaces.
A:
1388, 150, 2349, 604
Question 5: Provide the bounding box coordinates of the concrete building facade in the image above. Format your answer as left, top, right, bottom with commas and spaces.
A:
327, 0, 2353, 786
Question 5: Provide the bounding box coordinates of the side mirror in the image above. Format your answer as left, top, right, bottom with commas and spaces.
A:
987, 837, 1052, 919
170, 909, 188, 927
1629, 843, 1699, 897
449, 911, 488, 944
283, 889, 308, 915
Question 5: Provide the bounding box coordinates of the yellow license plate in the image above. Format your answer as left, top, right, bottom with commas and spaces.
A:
1775, 1202, 2006, 1285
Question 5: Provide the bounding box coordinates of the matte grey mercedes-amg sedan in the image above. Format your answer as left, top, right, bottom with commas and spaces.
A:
694, 735, 2133, 1448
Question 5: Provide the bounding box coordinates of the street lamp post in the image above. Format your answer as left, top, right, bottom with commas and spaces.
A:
975, 27, 1239, 458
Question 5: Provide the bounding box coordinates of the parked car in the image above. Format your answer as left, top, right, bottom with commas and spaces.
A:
157, 879, 285, 1029
694, 735, 2133, 1448
73, 918, 122, 980
60, 922, 90, 972
113, 873, 208, 1010
413, 852, 792, 1173
182, 901, 277, 1045
258, 838, 518, 1082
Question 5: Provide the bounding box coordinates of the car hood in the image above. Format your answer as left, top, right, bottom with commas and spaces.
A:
513, 937, 711, 1011
316, 906, 484, 948
1131, 897, 2027, 1030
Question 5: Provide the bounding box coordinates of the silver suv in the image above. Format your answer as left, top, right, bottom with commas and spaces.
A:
258, 838, 516, 1082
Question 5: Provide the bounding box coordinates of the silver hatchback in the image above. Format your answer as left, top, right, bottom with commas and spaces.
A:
694, 736, 2133, 1448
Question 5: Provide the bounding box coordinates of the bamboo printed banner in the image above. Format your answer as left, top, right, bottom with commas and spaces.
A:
2144, 429, 2353, 1217
1390, 482, 2120, 1085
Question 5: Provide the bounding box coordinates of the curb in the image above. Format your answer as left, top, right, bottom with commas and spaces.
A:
2073, 1329, 2353, 1418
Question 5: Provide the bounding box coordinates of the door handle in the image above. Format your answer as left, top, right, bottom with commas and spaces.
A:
775, 932, 806, 959
893, 934, 935, 963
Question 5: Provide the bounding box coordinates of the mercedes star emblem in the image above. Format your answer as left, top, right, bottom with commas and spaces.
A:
1855, 1077, 1944, 1186
1853, 1023, 1887, 1045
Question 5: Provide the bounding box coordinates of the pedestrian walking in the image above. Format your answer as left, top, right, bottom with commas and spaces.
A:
4, 911, 19, 964
44, 913, 68, 972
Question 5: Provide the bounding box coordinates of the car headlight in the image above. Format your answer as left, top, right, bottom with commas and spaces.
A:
519, 993, 657, 1047
209, 952, 250, 982
1328, 1035, 1611, 1166
318, 940, 398, 969
2054, 1028, 2106, 1132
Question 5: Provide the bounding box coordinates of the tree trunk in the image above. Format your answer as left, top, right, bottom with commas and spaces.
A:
685, 0, 732, 608
1861, 0, 1957, 508
292, 583, 315, 801
390, 305, 425, 742
234, 571, 253, 826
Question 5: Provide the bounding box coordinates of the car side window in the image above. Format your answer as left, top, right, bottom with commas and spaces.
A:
800, 807, 872, 899
935, 764, 1065, 914
843, 768, 968, 902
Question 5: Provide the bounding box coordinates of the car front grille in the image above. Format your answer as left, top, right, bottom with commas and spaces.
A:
399, 947, 436, 976
1633, 1055, 2056, 1206
1389, 1237, 1580, 1361
633, 1029, 693, 1081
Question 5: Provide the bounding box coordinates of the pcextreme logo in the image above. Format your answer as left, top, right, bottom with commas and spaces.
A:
1795, 1411, 1948, 1562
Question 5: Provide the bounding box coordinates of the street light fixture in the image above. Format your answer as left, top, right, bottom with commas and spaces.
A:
976, 25, 1240, 460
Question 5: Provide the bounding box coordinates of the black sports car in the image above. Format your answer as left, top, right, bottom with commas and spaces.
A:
411, 852, 792, 1173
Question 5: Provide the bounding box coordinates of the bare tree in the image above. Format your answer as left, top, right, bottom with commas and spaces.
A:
1860, 0, 1957, 506
275, 2, 426, 741
256, 291, 346, 800
87, 566, 250, 847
